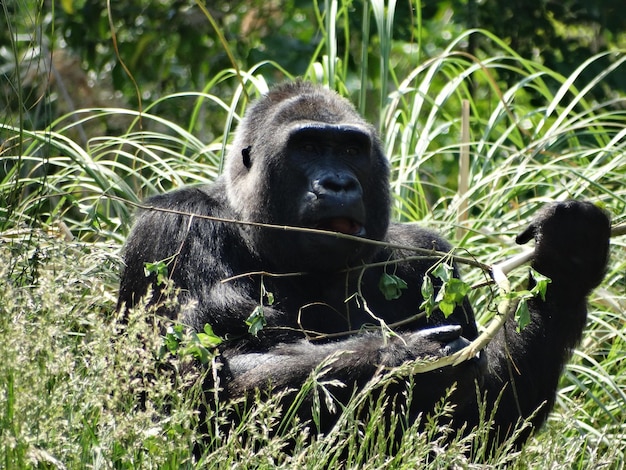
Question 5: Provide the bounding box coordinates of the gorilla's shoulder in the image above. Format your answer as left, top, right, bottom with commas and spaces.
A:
141, 179, 229, 217
386, 221, 453, 253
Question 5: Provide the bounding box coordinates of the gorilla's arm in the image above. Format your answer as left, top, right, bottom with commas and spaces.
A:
117, 184, 262, 330
482, 201, 610, 441
380, 201, 610, 444
220, 325, 485, 432
222, 325, 475, 397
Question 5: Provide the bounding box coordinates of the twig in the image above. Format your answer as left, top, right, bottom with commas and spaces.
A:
494, 248, 534, 276
110, 194, 491, 271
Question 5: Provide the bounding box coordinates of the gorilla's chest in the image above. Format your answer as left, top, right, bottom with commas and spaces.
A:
266, 267, 432, 337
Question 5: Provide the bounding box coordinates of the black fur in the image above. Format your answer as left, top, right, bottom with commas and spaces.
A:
118, 81, 611, 450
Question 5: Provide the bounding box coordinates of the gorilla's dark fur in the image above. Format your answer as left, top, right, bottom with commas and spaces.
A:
118, 81, 610, 450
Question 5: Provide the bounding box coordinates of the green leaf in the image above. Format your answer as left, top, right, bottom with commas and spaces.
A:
160, 324, 184, 358
433, 276, 471, 318
197, 323, 223, 348
431, 262, 453, 282
529, 269, 551, 301
186, 333, 211, 364
439, 300, 456, 316
420, 275, 436, 316
143, 260, 169, 285
514, 299, 531, 332
261, 281, 275, 306
440, 278, 471, 303
265, 290, 275, 305
378, 272, 408, 300
246, 306, 267, 337
160, 323, 221, 364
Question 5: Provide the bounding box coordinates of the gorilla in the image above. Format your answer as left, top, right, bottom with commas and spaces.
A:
117, 81, 610, 451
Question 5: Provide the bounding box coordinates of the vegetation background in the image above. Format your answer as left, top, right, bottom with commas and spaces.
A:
1, 0, 625, 468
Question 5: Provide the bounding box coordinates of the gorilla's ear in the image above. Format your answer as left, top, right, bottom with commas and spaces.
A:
242, 146, 252, 169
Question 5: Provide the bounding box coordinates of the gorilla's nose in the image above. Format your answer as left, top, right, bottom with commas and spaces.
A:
313, 173, 362, 197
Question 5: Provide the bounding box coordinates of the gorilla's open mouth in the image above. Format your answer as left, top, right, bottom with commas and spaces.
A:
315, 217, 365, 236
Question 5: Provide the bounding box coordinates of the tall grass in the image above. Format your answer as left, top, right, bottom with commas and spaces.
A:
1, 0, 625, 467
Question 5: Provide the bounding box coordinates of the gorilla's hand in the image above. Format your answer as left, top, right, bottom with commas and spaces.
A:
380, 325, 485, 411
516, 200, 610, 294
381, 325, 480, 366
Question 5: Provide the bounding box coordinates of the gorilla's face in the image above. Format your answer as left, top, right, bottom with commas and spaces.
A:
226, 84, 391, 272
279, 122, 375, 267
288, 123, 370, 236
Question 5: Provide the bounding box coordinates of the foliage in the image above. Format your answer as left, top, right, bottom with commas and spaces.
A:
5, 1, 626, 131
512, 269, 551, 332
379, 271, 409, 300
419, 263, 472, 318
1, 0, 626, 468
449, 0, 626, 101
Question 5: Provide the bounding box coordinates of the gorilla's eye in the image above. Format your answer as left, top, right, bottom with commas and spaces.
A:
302, 143, 317, 154
344, 146, 360, 156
